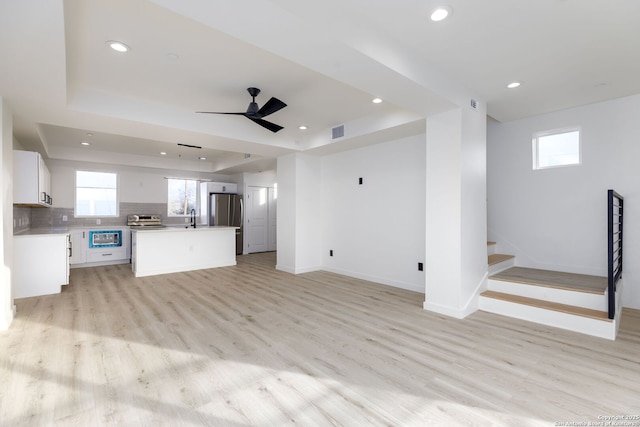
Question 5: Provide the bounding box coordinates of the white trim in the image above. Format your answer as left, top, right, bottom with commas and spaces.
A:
423, 273, 488, 319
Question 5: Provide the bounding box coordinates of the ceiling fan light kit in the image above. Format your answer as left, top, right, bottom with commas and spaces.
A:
197, 87, 287, 133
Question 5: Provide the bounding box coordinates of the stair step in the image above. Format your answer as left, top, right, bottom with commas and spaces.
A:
487, 241, 496, 255
480, 290, 611, 322
490, 267, 606, 294
488, 253, 514, 266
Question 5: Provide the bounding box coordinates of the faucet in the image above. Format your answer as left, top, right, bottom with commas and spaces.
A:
190, 208, 197, 228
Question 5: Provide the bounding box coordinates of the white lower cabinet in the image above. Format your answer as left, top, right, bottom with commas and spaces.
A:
70, 228, 130, 266
13, 234, 70, 299
69, 229, 87, 264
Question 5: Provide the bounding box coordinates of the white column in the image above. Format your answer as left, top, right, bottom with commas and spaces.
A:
424, 106, 487, 318
1, 97, 15, 329
276, 153, 322, 274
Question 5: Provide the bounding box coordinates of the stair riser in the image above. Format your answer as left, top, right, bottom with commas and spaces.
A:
487, 243, 496, 256
478, 297, 616, 340
487, 279, 607, 311
488, 258, 515, 275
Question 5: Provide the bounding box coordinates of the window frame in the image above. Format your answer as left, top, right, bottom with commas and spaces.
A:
74, 170, 119, 218
167, 178, 199, 217
532, 126, 581, 170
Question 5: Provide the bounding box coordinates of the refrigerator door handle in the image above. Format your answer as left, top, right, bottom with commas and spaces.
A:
240, 197, 244, 230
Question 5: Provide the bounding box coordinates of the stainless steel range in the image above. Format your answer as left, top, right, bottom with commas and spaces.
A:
127, 214, 165, 229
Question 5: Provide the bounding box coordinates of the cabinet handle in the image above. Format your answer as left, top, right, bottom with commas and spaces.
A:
41, 192, 47, 203
102, 253, 112, 256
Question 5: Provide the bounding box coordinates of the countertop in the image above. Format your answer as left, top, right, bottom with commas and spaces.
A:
131, 226, 239, 233
14, 227, 72, 236
14, 224, 238, 236
14, 225, 133, 236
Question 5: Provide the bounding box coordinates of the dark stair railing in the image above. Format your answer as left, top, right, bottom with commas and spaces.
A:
607, 190, 624, 319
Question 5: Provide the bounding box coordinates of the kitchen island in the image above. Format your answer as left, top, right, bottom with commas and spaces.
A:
131, 226, 237, 277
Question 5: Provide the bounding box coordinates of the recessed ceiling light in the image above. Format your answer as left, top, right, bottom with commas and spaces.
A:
430, 6, 452, 22
298, 125, 308, 130
160, 151, 167, 155
507, 81, 521, 89
86, 132, 93, 137
372, 98, 383, 104
199, 157, 207, 160
166, 53, 179, 60
107, 40, 130, 53
80, 141, 90, 146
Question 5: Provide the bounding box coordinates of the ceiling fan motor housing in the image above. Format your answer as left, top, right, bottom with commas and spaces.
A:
246, 102, 260, 115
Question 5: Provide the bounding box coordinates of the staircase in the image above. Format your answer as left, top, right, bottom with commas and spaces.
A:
479, 242, 620, 340
487, 242, 515, 274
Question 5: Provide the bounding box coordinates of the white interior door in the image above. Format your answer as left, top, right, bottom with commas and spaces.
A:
246, 186, 269, 253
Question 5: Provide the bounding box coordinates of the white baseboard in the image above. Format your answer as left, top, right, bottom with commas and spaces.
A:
323, 266, 424, 293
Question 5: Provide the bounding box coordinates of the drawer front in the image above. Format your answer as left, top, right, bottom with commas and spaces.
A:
86, 247, 127, 263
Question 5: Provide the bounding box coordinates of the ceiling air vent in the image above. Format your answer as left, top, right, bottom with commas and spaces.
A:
332, 125, 345, 140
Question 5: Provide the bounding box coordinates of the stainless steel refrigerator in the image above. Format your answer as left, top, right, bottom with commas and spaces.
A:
209, 193, 243, 255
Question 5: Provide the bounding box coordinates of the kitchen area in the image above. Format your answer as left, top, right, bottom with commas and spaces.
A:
12, 150, 278, 299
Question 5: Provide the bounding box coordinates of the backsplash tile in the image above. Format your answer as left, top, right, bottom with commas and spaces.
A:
21, 202, 188, 230
13, 207, 31, 234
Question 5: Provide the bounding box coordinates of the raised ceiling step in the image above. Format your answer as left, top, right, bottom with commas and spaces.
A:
479, 290, 616, 340
488, 253, 515, 274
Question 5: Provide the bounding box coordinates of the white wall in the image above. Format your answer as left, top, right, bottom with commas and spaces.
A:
488, 94, 640, 309
1, 98, 14, 329
321, 134, 426, 292
276, 155, 296, 273
47, 159, 233, 207
424, 107, 488, 317
276, 153, 322, 274
242, 171, 277, 188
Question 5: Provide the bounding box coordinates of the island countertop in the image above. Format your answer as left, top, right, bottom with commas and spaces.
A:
130, 225, 238, 233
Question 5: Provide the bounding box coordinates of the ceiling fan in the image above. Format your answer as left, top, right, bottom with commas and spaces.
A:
197, 87, 287, 133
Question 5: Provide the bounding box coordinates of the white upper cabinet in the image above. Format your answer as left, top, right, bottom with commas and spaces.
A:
13, 150, 53, 207
206, 182, 238, 194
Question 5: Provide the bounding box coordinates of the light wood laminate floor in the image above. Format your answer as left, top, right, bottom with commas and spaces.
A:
1, 252, 639, 426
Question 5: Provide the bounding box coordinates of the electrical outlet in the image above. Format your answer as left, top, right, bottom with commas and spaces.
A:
62, 215, 68, 222
358, 177, 363, 185
185, 217, 189, 223
329, 250, 333, 257
418, 262, 423, 271
96, 219, 101, 225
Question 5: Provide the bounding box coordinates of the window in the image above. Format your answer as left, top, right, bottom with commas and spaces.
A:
75, 171, 118, 217
167, 179, 198, 216
532, 127, 581, 170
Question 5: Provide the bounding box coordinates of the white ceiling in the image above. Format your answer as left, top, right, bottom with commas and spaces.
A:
1, 0, 639, 174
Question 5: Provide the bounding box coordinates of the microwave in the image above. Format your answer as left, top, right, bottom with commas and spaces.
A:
89, 230, 123, 248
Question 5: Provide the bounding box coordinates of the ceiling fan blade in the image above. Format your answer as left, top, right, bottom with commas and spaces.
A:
248, 117, 284, 133
196, 111, 245, 115
257, 97, 287, 118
